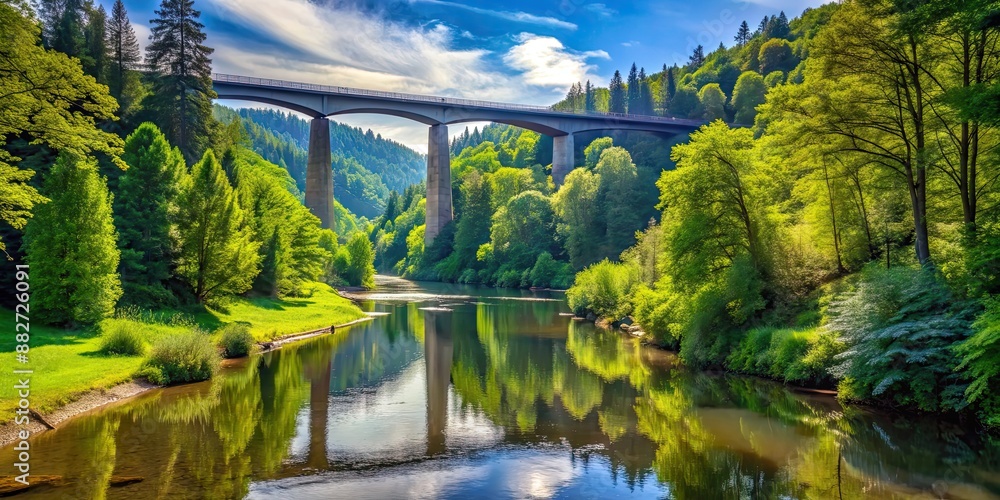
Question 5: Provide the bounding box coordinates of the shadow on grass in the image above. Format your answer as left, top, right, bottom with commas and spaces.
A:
0, 314, 97, 352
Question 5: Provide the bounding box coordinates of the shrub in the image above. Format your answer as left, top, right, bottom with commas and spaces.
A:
725, 326, 835, 386
218, 323, 255, 358
828, 266, 973, 411
632, 285, 678, 345
99, 321, 146, 356
566, 260, 642, 319
140, 330, 220, 385
956, 296, 1000, 427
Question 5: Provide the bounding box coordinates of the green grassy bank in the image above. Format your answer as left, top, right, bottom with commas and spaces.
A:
0, 282, 364, 423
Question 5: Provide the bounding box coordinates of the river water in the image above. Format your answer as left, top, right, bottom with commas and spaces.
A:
3, 277, 1000, 499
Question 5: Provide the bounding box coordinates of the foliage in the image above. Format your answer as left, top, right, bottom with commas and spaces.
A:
175, 150, 260, 303
731, 71, 767, 124
116, 123, 186, 307
827, 266, 973, 411
99, 320, 146, 356
143, 0, 216, 162
139, 330, 220, 385
26, 153, 122, 325
566, 260, 642, 319
218, 323, 255, 358
956, 297, 1000, 426
726, 326, 836, 385
345, 231, 376, 289
697, 83, 727, 120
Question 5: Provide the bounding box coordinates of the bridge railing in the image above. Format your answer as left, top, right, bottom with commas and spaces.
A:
212, 73, 708, 127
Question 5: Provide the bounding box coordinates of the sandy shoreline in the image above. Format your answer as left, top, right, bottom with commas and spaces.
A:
0, 313, 376, 448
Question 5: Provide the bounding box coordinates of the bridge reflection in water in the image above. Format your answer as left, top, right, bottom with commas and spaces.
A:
3, 282, 1000, 499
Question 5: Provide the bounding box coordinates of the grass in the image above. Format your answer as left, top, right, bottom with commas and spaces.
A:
0, 281, 364, 422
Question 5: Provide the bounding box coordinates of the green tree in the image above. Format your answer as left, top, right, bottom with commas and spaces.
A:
83, 4, 108, 83
583, 137, 613, 169
106, 0, 143, 120
176, 150, 259, 302
764, 11, 791, 40
26, 154, 121, 325
584, 80, 595, 112
144, 0, 217, 163
595, 147, 641, 259
731, 71, 767, 124
627, 63, 641, 114
51, 0, 87, 60
609, 70, 626, 113
453, 171, 493, 269
116, 122, 186, 306
735, 20, 751, 47
0, 2, 123, 251
668, 85, 701, 118
491, 191, 557, 270
689, 45, 706, 69
698, 83, 727, 121
759, 38, 796, 74
553, 168, 601, 269
345, 231, 375, 289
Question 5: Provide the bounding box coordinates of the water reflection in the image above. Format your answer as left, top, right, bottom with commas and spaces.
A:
2, 281, 1000, 499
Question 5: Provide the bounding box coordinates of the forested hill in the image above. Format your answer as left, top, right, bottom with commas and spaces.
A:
214, 106, 425, 218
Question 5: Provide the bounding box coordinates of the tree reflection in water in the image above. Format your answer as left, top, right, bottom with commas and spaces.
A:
3, 289, 1000, 499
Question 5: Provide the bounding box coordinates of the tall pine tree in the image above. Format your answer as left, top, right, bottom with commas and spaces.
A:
609, 70, 626, 114
626, 63, 641, 114
26, 153, 122, 325
144, 0, 216, 163
688, 45, 706, 69
83, 4, 107, 83
115, 123, 186, 307
735, 20, 751, 46
51, 0, 87, 60
176, 149, 259, 302
584, 80, 595, 112
107, 0, 142, 114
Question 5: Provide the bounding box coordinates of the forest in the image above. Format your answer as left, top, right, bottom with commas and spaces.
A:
0, 0, 375, 389
369, 1, 1000, 427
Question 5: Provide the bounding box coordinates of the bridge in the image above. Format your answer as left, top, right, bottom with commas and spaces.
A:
212, 73, 706, 244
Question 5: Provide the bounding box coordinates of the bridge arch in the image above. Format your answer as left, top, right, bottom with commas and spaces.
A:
213, 94, 326, 119
445, 118, 567, 137
325, 108, 441, 126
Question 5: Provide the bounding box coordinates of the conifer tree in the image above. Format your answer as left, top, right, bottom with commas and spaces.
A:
51, 0, 87, 59
626, 63, 641, 113
144, 0, 216, 163
83, 4, 107, 83
584, 80, 595, 112
107, 0, 141, 107
735, 20, 751, 46
26, 153, 122, 325
175, 150, 259, 302
688, 45, 705, 69
115, 123, 186, 306
609, 70, 626, 113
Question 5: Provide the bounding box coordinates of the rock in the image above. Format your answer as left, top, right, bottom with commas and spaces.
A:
620, 316, 634, 326
585, 312, 597, 322
619, 323, 630, 332
629, 325, 644, 334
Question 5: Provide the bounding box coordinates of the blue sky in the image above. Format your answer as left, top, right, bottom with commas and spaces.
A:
111, 0, 829, 151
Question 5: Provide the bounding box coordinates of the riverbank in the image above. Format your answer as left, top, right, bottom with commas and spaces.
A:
0, 282, 366, 444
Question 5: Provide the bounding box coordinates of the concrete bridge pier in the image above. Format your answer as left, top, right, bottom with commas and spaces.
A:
425, 124, 453, 246
552, 133, 574, 186
306, 117, 334, 231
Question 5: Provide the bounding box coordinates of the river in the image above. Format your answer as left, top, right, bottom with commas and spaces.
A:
2, 277, 999, 499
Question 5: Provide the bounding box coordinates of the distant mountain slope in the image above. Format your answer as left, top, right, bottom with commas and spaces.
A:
214, 106, 426, 219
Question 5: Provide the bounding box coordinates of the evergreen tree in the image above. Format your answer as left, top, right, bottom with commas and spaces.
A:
34, 0, 63, 44
107, 0, 141, 109
639, 68, 654, 116
51, 0, 87, 59
667, 65, 677, 99
609, 70, 626, 113
735, 20, 751, 46
144, 0, 217, 163
626, 63, 641, 113
115, 123, 186, 307
26, 153, 122, 325
83, 4, 107, 83
584, 80, 595, 112
688, 45, 706, 69
756, 16, 770, 37
764, 11, 791, 40
176, 150, 259, 302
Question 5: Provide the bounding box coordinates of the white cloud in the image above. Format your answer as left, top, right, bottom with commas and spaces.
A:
621, 40, 640, 47
503, 33, 608, 88
583, 3, 616, 18
410, 0, 578, 30
202, 0, 603, 151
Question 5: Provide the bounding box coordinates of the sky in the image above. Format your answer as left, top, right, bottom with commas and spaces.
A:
112, 0, 829, 153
